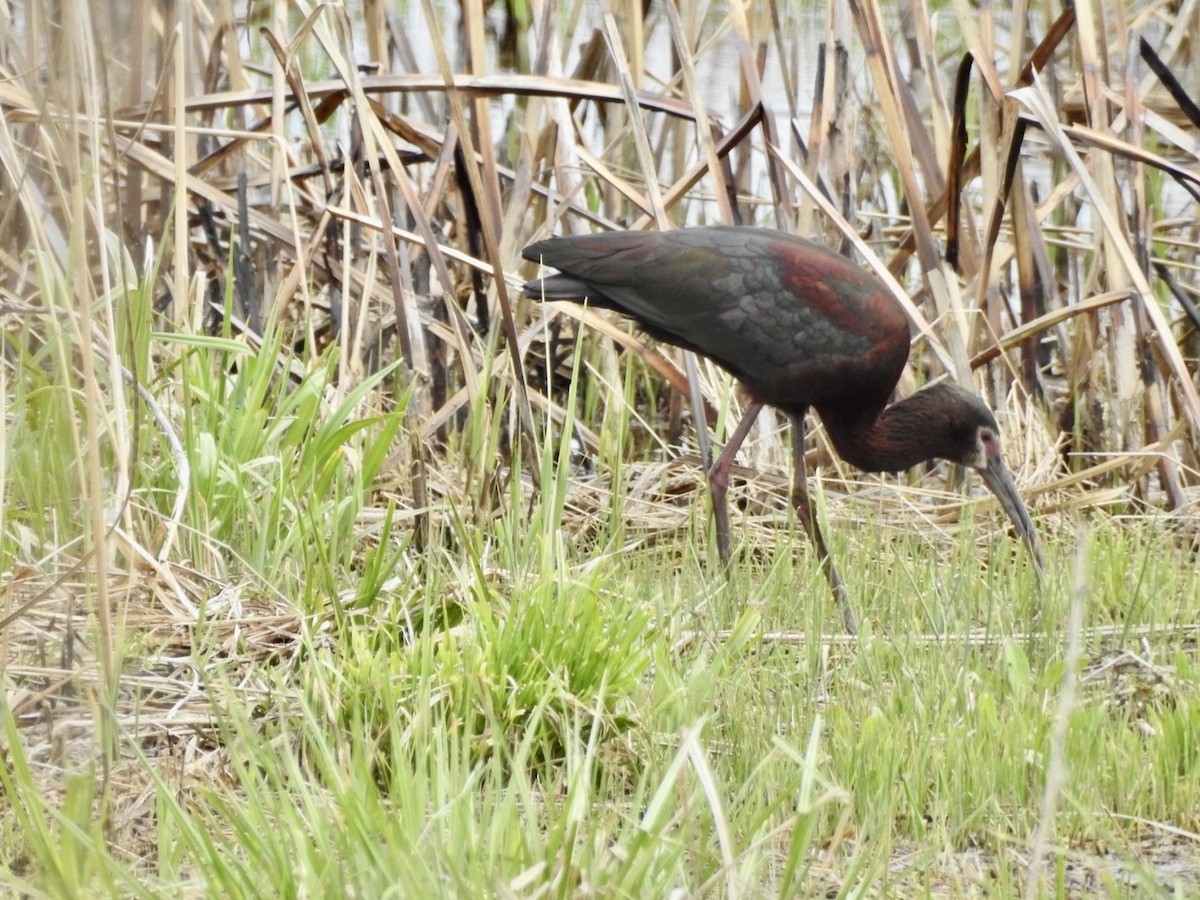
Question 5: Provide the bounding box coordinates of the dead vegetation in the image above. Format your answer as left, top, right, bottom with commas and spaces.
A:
1, 0, 1199, 893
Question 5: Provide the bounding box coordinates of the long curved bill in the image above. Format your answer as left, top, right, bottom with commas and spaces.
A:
979, 456, 1045, 574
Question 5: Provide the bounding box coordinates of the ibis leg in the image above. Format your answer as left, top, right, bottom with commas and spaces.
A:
789, 415, 858, 635
706, 402, 763, 567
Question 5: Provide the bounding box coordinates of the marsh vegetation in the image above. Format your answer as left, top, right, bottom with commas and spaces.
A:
1, 0, 1198, 894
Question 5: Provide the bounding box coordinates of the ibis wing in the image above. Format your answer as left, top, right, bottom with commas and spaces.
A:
523, 227, 909, 408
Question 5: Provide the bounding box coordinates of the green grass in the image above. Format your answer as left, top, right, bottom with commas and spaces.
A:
1, 292, 1197, 896
0, 201, 1195, 897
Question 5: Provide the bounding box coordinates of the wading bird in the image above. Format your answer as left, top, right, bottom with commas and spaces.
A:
522, 226, 1043, 634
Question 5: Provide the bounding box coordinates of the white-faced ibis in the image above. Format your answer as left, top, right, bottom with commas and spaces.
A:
522, 226, 1043, 634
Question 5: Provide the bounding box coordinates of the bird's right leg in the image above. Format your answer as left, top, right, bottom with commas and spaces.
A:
706, 402, 763, 568
789, 415, 858, 635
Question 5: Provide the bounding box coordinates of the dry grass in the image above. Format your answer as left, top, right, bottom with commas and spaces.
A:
1, 0, 1199, 893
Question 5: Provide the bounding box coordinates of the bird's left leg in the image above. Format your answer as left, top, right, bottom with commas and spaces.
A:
789, 415, 858, 635
707, 402, 763, 568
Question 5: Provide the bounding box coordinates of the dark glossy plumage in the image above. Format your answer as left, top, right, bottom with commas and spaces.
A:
526, 227, 908, 416
523, 226, 1042, 632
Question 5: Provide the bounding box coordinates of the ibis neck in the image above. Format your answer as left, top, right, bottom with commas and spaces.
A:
816, 390, 944, 474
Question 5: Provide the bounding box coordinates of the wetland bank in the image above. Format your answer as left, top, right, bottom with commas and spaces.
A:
1, 0, 1198, 894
